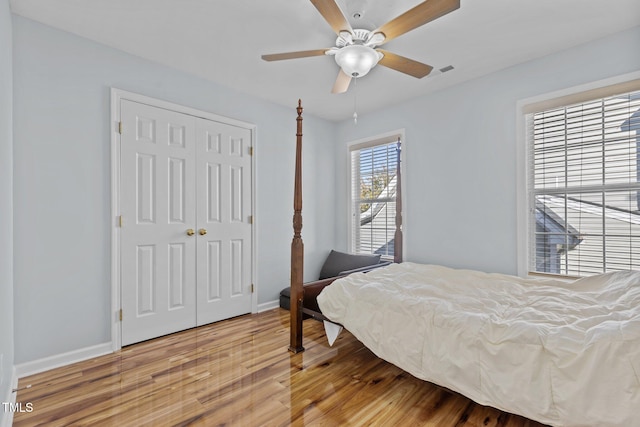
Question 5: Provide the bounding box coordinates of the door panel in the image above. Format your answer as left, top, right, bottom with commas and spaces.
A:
136, 245, 155, 314
168, 157, 187, 224
230, 239, 244, 296
168, 243, 186, 308
207, 163, 222, 222
136, 153, 156, 224
206, 240, 222, 300
121, 100, 197, 346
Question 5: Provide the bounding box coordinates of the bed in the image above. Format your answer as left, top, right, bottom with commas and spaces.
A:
287, 102, 640, 426
317, 262, 640, 426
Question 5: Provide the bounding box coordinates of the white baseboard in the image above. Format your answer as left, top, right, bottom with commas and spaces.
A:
15, 343, 112, 379
257, 300, 279, 313
0, 367, 18, 427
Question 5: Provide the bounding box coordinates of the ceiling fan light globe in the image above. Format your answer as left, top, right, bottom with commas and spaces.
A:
334, 45, 380, 78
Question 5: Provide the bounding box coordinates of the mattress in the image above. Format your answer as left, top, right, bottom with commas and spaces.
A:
316, 262, 640, 426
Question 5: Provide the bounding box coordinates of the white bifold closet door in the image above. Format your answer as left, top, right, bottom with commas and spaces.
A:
120, 100, 252, 346
195, 118, 252, 326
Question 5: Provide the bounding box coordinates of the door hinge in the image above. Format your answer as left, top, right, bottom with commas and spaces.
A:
119, 309, 123, 321
118, 122, 123, 134
249, 146, 253, 156
251, 284, 254, 294
118, 215, 123, 227
249, 215, 253, 225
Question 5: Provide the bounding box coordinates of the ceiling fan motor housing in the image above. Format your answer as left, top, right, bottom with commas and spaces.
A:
336, 28, 373, 47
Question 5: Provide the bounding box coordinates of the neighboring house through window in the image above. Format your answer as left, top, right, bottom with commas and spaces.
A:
519, 76, 640, 276
349, 132, 403, 259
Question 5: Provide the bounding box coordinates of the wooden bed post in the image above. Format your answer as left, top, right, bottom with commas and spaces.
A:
289, 100, 305, 353
394, 138, 403, 264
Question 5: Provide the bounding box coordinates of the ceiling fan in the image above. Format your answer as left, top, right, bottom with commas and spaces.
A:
261, 0, 460, 94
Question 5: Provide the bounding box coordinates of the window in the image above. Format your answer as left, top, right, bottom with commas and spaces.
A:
526, 85, 640, 276
349, 136, 401, 258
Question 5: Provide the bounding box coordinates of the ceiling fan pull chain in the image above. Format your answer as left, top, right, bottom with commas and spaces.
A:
353, 77, 358, 125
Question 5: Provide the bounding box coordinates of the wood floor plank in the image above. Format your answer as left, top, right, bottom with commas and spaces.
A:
14, 309, 549, 427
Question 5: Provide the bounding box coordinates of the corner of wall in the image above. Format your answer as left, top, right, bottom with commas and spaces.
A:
0, 1, 15, 425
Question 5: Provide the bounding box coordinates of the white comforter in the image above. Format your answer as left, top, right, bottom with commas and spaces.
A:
316, 262, 640, 427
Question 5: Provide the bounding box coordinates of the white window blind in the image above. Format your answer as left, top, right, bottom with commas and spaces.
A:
350, 139, 400, 258
528, 89, 640, 276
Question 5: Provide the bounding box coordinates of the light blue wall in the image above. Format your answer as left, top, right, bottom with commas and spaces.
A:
11, 11, 639, 367
335, 26, 640, 275
12, 15, 337, 364
0, 0, 14, 407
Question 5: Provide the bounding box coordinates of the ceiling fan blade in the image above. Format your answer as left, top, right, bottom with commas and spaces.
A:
261, 49, 329, 61
310, 0, 354, 36
331, 69, 352, 94
377, 50, 433, 78
373, 0, 460, 45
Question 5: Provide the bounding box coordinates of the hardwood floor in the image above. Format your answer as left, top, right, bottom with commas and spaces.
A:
14, 309, 547, 426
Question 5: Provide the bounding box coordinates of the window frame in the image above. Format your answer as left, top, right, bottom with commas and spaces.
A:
516, 71, 640, 278
347, 129, 406, 260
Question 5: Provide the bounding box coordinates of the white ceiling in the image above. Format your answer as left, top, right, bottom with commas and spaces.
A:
10, 0, 640, 121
